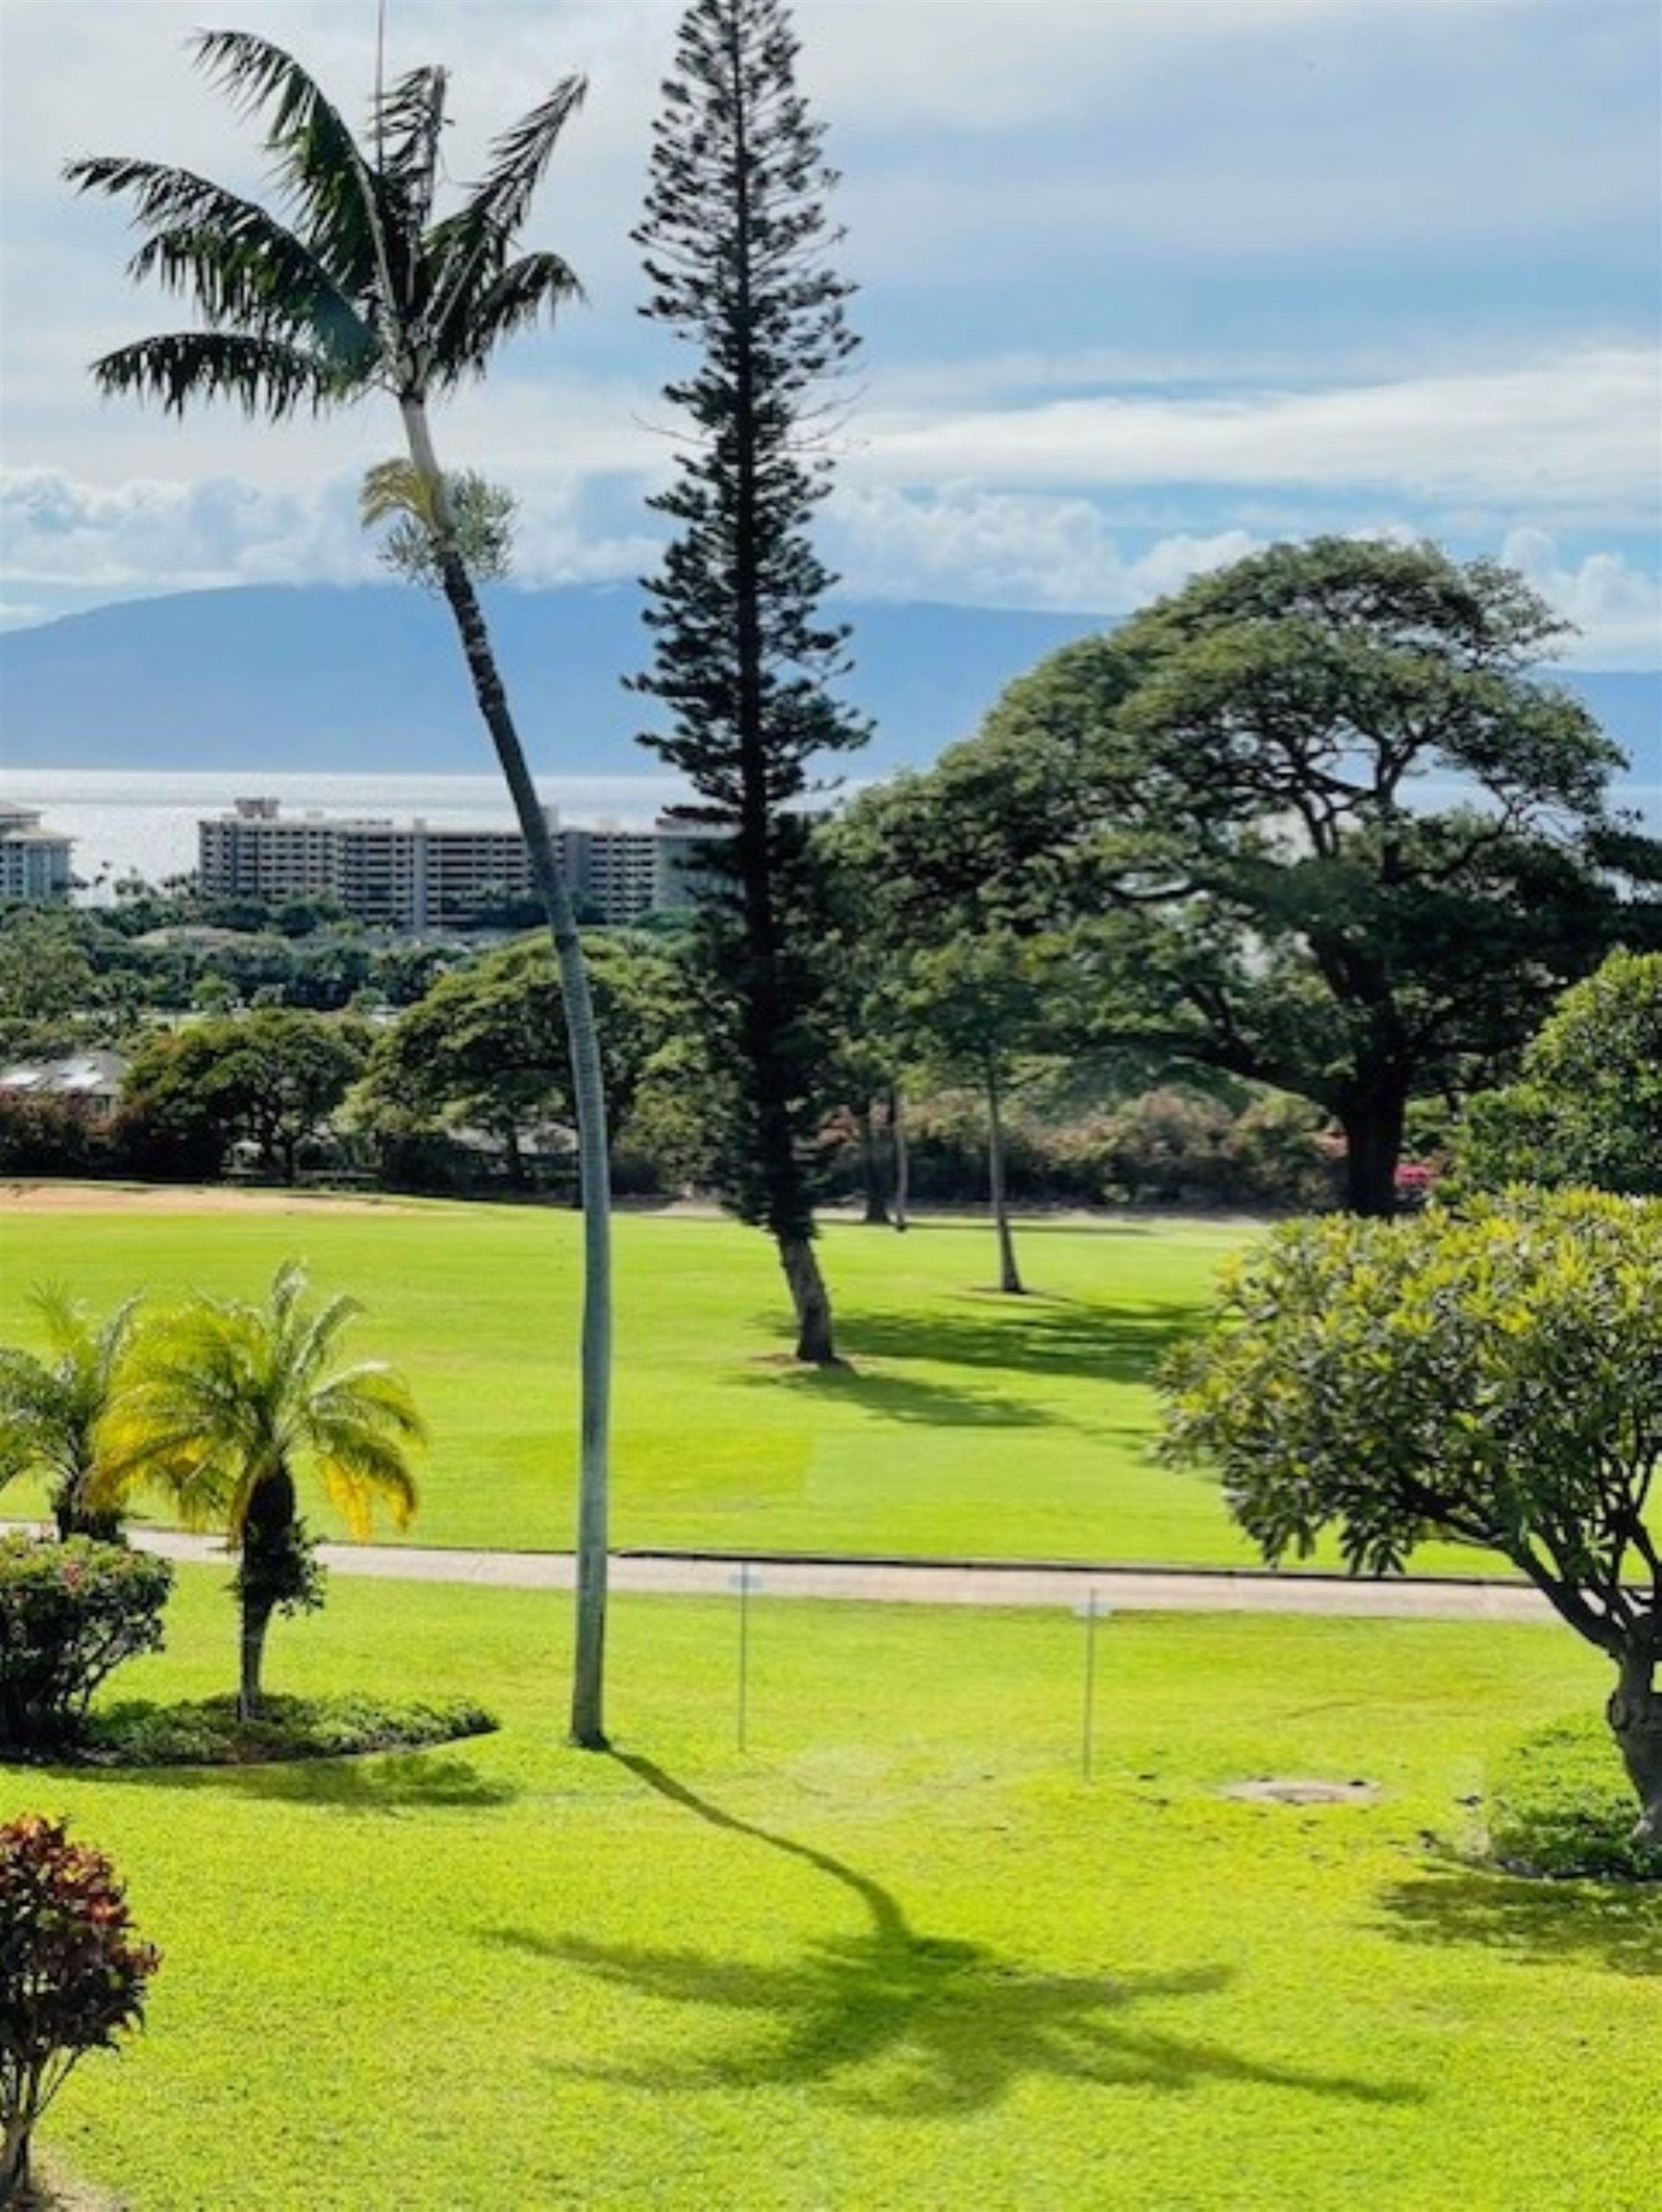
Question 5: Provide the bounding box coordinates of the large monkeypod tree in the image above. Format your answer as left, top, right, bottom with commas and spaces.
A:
872, 539, 1661, 1215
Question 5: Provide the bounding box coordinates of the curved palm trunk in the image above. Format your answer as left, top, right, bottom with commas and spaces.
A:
402, 399, 612, 1750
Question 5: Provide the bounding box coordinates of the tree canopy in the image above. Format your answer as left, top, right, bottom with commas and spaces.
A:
1162, 1192, 1662, 1839
839, 538, 1662, 1214
1452, 950, 1662, 1196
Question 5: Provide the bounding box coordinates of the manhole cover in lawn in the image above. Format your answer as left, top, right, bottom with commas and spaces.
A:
1221, 1777, 1382, 1806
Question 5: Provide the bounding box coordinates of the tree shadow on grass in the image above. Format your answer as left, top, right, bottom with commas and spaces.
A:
732, 1358, 1066, 1430
737, 1294, 1211, 1429
1378, 1865, 1662, 1980
38, 1749, 517, 1813
484, 1754, 1420, 2116
834, 1296, 1212, 1389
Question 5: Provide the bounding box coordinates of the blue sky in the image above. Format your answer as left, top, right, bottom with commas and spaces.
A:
2, 0, 1659, 664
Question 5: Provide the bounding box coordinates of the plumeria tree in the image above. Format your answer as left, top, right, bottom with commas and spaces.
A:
1163, 1193, 1662, 1843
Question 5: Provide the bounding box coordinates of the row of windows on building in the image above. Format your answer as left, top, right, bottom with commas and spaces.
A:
198, 798, 715, 928
0, 797, 718, 929
0, 803, 74, 903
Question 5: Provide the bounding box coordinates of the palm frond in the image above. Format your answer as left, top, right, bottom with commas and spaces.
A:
64, 154, 368, 353
310, 1363, 428, 1445
424, 77, 585, 341
374, 63, 450, 241
315, 1436, 419, 1537
89, 331, 341, 420
360, 456, 433, 529
190, 29, 388, 306
428, 251, 583, 386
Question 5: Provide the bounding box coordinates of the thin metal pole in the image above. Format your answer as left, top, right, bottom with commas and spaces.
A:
736, 1560, 751, 1752
1081, 1588, 1099, 1781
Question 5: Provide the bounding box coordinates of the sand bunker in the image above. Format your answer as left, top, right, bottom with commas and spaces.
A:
0, 1181, 419, 1217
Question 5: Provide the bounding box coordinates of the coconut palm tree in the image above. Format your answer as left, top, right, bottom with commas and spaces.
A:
66, 31, 614, 1743
0, 1287, 142, 1541
97, 1262, 424, 1718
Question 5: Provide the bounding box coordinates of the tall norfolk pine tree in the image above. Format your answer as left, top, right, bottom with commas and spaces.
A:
633, 0, 866, 1366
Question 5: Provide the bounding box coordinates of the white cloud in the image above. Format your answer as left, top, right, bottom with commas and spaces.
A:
855, 349, 1662, 524
824, 486, 1256, 612
0, 464, 660, 599
14, 462, 1651, 669
1501, 528, 1662, 674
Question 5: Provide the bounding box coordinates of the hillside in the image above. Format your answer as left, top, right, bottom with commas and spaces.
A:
0, 585, 1096, 775
4, 583, 1655, 778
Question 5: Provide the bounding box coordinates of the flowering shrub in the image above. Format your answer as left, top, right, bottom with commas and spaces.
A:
0, 1815, 159, 2200
0, 1537, 173, 1751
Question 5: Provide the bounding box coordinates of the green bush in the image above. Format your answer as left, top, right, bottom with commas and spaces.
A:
80, 1691, 497, 1767
0, 1537, 173, 1752
1488, 1714, 1662, 1882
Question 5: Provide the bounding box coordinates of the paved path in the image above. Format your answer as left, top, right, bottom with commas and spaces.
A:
5, 1522, 1556, 1623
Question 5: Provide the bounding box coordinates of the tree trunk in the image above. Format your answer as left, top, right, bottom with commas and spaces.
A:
1338, 1086, 1408, 1217
236, 1462, 299, 1720
985, 1052, 1024, 1295
503, 1121, 526, 1190
855, 1099, 890, 1225
239, 1594, 276, 1722
52, 1479, 125, 1546
2, 2112, 31, 2205
1608, 1652, 1662, 1845
889, 1085, 909, 1233
403, 399, 612, 1752
779, 1233, 836, 1364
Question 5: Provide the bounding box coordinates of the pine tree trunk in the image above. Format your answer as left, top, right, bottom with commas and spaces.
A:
402, 399, 612, 1751
985, 1052, 1024, 1295
889, 1085, 909, 1233
1608, 1651, 1662, 1845
779, 1234, 836, 1364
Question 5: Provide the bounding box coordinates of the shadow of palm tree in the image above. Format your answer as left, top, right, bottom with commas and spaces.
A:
484, 1755, 1420, 2116
1378, 1865, 1662, 1980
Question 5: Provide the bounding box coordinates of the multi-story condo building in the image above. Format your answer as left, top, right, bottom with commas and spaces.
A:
198, 798, 717, 930
0, 801, 74, 902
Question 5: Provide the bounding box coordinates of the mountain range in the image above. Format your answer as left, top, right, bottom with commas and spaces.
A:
2, 583, 1657, 781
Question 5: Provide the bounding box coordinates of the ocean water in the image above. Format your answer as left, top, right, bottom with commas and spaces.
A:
0, 769, 695, 895
1, 765, 1657, 896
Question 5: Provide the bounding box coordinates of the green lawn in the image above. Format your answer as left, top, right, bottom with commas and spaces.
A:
0, 1198, 1278, 1564
11, 1569, 1657, 2211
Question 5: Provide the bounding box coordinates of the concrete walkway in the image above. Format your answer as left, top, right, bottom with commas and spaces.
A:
6, 1522, 1558, 1623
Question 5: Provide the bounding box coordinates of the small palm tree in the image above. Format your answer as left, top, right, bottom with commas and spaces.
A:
97, 1262, 425, 1718
0, 1287, 142, 1541
67, 31, 614, 1743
